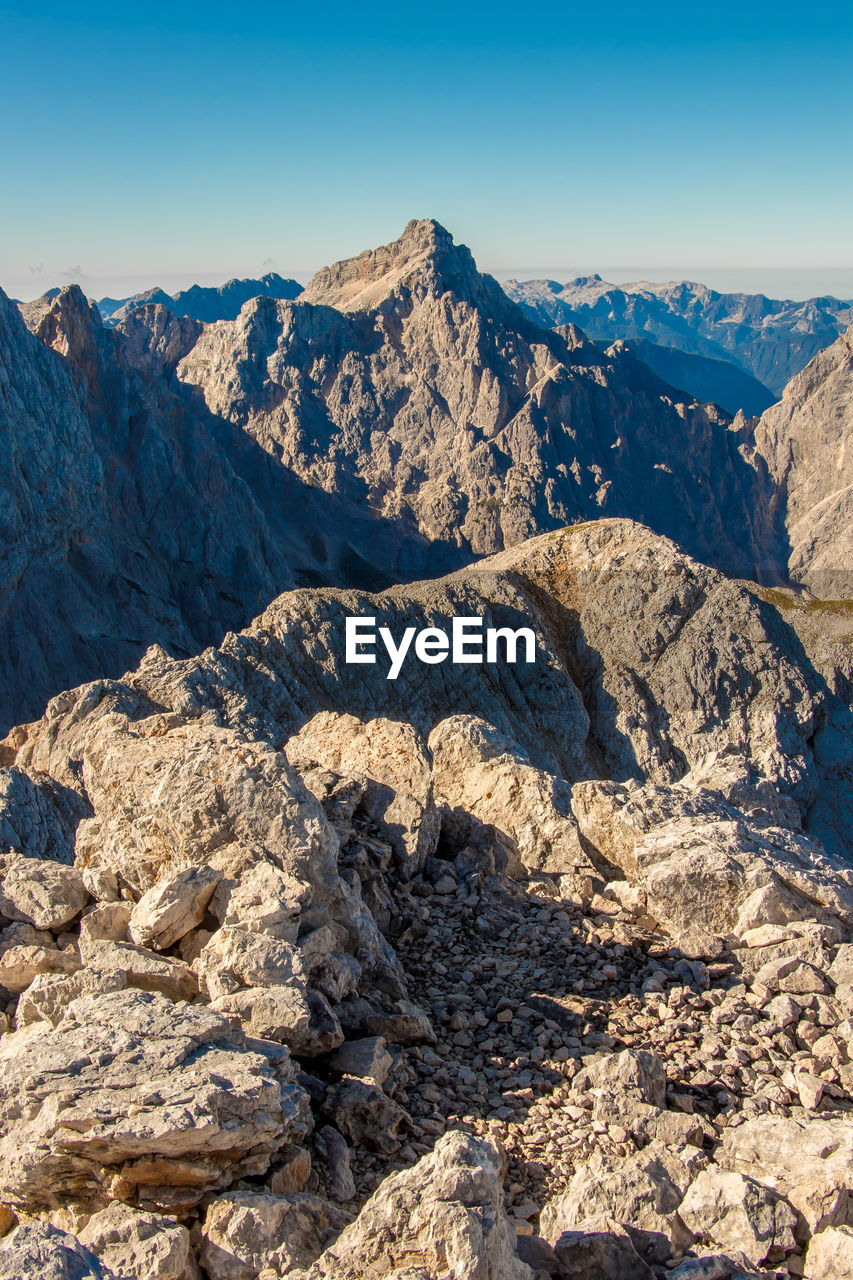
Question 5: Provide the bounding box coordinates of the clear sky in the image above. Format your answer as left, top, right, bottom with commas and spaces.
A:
2, 0, 852, 302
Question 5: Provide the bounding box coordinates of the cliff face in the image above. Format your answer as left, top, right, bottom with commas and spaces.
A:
749, 325, 853, 599
0, 285, 421, 733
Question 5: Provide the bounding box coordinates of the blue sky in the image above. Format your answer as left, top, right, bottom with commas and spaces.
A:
2, 0, 852, 301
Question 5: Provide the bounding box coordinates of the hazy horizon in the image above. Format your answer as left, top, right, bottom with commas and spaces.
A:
8, 258, 853, 308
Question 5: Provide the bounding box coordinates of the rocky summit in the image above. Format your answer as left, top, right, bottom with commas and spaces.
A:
0, 520, 851, 1277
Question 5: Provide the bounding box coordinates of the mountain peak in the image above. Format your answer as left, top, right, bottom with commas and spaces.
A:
300, 217, 508, 315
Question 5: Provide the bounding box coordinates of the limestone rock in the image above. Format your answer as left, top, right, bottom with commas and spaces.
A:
313, 1127, 355, 1203
0, 937, 81, 993
0, 859, 88, 931
678, 1168, 797, 1267
287, 713, 438, 873
573, 766, 853, 937
201, 1190, 345, 1280
573, 1048, 667, 1109
213, 985, 344, 1056
805, 1225, 853, 1279
0, 988, 311, 1212
539, 1144, 692, 1263
81, 938, 198, 1001
428, 715, 597, 887
322, 1077, 410, 1154
0, 1222, 112, 1280
269, 1145, 312, 1196
302, 1131, 532, 1278
213, 863, 307, 941
78, 1202, 191, 1280
79, 903, 131, 945
16, 967, 127, 1027
327, 1036, 393, 1087
73, 714, 339, 903
129, 865, 221, 951
717, 1112, 853, 1234
553, 1216, 655, 1279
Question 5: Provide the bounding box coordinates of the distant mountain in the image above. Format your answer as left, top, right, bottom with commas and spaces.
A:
504, 275, 852, 398
609, 337, 776, 416
98, 272, 304, 325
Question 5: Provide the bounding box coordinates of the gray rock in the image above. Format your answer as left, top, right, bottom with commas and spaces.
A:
678, 1168, 797, 1267
78, 1202, 191, 1280
129, 865, 221, 950
0, 988, 310, 1213
0, 859, 89, 931
0, 1222, 112, 1280
302, 1131, 533, 1278
200, 1190, 346, 1280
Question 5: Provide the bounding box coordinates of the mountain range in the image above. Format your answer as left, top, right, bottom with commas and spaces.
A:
2, 218, 851, 732
505, 275, 852, 400
98, 272, 304, 326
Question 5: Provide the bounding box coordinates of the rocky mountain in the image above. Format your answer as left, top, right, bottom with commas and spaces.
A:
7, 218, 799, 734
0, 520, 852, 1278
505, 275, 852, 399
747, 324, 853, 599
98, 272, 304, 325
0, 283, 418, 734
611, 337, 776, 417
172, 219, 765, 579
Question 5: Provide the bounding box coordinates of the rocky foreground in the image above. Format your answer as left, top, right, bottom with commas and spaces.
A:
0, 520, 852, 1278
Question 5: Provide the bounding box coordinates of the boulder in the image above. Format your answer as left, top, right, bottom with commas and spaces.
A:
197, 927, 304, 998
573, 772, 853, 937
78, 1202, 191, 1280
322, 1077, 410, 1154
805, 1225, 853, 1279
129, 865, 221, 951
80, 938, 198, 1002
0, 939, 80, 993
553, 1216, 655, 1279
0, 859, 89, 931
213, 863, 308, 942
16, 968, 127, 1028
0, 988, 310, 1213
574, 1049, 667, 1109
287, 713, 438, 874
717, 1112, 853, 1234
302, 1131, 533, 1278
539, 1144, 692, 1263
74, 715, 339, 905
678, 1168, 797, 1266
313, 1127, 355, 1203
213, 985, 344, 1056
201, 1190, 346, 1280
0, 1222, 111, 1280
327, 1037, 394, 1087
79, 903, 131, 945
269, 1145, 312, 1196
428, 715, 597, 888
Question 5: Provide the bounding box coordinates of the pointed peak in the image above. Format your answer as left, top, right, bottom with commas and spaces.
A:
22, 285, 104, 362
300, 218, 502, 315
